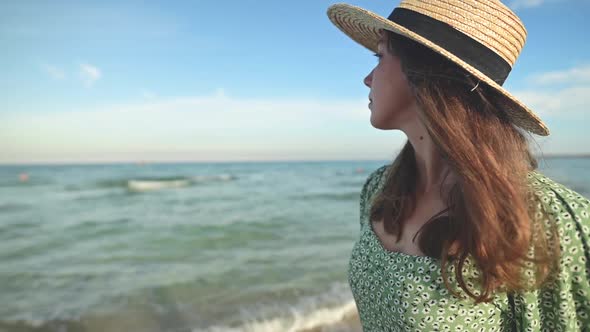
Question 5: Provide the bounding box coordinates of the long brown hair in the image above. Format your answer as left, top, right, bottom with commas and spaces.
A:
370, 30, 560, 304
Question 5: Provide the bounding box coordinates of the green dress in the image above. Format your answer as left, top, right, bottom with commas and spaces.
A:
349, 165, 590, 331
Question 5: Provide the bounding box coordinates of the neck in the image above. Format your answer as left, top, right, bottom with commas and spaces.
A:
404, 119, 454, 196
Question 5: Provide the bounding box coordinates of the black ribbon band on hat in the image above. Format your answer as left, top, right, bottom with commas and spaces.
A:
388, 8, 511, 85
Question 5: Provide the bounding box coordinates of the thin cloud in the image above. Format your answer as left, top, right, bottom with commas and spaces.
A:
0, 92, 384, 163
141, 90, 157, 100
514, 63, 590, 116
509, 0, 545, 10
79, 63, 101, 87
214, 88, 226, 98
41, 64, 66, 80
509, 0, 565, 10
528, 64, 590, 85
513, 86, 590, 116
100, 90, 368, 119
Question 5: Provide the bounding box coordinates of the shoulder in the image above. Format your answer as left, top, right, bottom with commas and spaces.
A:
359, 165, 390, 214
361, 164, 390, 197
514, 171, 590, 329
527, 170, 590, 217
526, 170, 590, 270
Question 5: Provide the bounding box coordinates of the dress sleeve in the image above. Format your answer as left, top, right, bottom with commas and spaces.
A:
359, 165, 389, 229
511, 172, 590, 331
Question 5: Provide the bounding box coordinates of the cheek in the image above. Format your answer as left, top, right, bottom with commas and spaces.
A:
371, 81, 415, 128
378, 76, 413, 113
396, 83, 414, 109
388, 68, 412, 96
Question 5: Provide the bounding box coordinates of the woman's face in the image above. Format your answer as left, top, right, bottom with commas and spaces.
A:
364, 34, 416, 130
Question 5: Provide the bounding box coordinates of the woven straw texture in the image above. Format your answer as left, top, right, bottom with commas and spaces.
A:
327, 0, 549, 136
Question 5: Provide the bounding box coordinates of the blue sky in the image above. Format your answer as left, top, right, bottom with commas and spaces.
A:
1, 0, 589, 163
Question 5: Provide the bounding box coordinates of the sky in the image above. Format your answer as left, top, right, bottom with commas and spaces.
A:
1, 0, 589, 164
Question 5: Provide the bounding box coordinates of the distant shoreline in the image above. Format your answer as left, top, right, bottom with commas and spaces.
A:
0, 159, 390, 167
540, 154, 590, 159
1, 154, 589, 167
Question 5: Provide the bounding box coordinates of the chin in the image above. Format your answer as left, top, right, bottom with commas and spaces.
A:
370, 115, 395, 130
370, 121, 392, 130
370, 120, 385, 130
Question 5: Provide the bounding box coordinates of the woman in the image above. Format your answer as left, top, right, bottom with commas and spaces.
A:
326, 1, 590, 331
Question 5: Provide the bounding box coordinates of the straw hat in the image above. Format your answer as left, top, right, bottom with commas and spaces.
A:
327, 0, 549, 136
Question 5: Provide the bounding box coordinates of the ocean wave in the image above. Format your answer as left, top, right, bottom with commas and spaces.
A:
336, 179, 365, 187
196, 282, 360, 332
191, 174, 237, 183
292, 192, 360, 202
0, 319, 84, 332
0, 178, 53, 188
0, 282, 360, 332
0, 302, 360, 332
0, 203, 31, 212
93, 179, 133, 190
88, 174, 237, 193
0, 301, 360, 332
200, 301, 360, 332
126, 174, 237, 192
127, 178, 192, 192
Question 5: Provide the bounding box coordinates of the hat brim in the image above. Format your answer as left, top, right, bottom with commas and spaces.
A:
327, 3, 549, 136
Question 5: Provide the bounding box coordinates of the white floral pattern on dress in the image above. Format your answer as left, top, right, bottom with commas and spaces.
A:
349, 165, 590, 331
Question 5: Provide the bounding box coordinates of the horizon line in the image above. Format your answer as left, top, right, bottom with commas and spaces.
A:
1, 153, 589, 167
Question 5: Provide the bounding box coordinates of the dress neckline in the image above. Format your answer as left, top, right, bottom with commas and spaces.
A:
366, 165, 438, 261
362, 166, 543, 262
366, 220, 438, 261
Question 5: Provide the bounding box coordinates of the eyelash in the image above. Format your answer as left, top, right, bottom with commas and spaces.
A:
373, 53, 382, 60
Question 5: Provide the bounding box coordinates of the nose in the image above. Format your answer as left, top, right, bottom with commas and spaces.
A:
364, 70, 373, 88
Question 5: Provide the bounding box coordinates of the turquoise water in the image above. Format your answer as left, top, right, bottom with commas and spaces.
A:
0, 158, 589, 332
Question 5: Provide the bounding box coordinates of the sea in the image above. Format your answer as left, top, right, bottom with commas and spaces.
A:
1, 158, 589, 332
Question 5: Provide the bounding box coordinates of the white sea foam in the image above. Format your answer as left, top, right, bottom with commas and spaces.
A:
125, 173, 235, 192
198, 301, 358, 332
127, 179, 192, 192
197, 283, 360, 332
